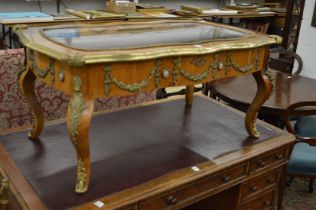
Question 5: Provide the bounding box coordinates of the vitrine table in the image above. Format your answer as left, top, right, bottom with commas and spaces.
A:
15, 20, 281, 193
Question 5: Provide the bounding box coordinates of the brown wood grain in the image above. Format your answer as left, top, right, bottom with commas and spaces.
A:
0, 145, 47, 210
19, 65, 44, 140
32, 47, 267, 99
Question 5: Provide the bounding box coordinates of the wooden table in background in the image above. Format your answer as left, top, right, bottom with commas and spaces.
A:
213, 70, 316, 125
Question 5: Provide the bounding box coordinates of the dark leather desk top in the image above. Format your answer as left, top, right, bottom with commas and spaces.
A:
0, 96, 280, 210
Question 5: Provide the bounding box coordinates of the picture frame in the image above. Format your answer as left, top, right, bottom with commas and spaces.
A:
312, 1, 316, 27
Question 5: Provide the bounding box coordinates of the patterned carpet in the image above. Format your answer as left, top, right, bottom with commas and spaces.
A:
283, 179, 316, 210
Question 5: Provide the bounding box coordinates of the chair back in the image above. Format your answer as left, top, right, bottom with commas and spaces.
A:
245, 21, 270, 34
269, 47, 303, 75
284, 101, 316, 146
0, 39, 4, 50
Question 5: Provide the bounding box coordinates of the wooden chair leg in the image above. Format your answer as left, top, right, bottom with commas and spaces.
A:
286, 176, 294, 187
202, 82, 209, 96
207, 82, 218, 99
0, 38, 4, 50
277, 166, 286, 210
156, 88, 167, 99
309, 178, 314, 193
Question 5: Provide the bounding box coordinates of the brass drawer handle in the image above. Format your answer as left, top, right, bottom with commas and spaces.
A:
258, 160, 266, 168
264, 200, 272, 208
222, 175, 230, 183
275, 154, 283, 160
167, 196, 178, 205
250, 185, 258, 192
0, 178, 9, 209
267, 177, 275, 184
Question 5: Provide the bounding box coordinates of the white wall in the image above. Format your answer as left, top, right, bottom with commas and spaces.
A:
296, 0, 316, 79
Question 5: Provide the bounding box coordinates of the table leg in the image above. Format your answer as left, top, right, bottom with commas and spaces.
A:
66, 75, 94, 193
1, 24, 5, 49
185, 85, 194, 106
245, 71, 272, 138
277, 165, 286, 210
19, 68, 44, 140
8, 27, 12, 49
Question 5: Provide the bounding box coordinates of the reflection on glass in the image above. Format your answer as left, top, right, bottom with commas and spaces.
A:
42, 22, 248, 50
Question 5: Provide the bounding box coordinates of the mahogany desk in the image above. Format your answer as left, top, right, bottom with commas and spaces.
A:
213, 70, 316, 125
0, 96, 295, 210
15, 20, 280, 193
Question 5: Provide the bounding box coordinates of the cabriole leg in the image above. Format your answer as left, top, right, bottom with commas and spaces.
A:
66, 75, 94, 193
245, 71, 272, 138
19, 68, 44, 139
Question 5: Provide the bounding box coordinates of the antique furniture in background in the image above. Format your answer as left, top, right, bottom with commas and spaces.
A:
0, 38, 3, 49
15, 20, 281, 193
0, 0, 289, 50
212, 71, 316, 126
245, 21, 270, 34
268, 47, 303, 75
264, 0, 305, 74
312, 1, 316, 27
0, 48, 155, 133
0, 96, 295, 210
282, 0, 305, 51
284, 101, 316, 193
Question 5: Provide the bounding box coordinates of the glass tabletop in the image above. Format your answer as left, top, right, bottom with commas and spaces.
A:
42, 22, 248, 50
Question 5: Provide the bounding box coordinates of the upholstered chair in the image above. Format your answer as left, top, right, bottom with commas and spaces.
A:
284, 101, 316, 193
0, 49, 155, 133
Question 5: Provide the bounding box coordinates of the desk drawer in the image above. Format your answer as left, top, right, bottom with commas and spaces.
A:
198, 163, 248, 192
250, 147, 287, 174
139, 182, 199, 210
139, 163, 247, 210
240, 168, 280, 202
118, 206, 137, 210
0, 170, 9, 210
239, 189, 276, 210
0, 166, 24, 210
